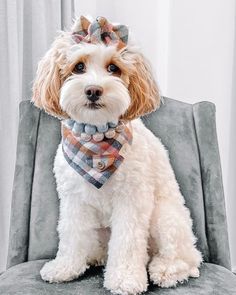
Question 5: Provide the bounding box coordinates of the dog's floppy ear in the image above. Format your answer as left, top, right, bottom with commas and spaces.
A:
32, 36, 69, 118
121, 48, 160, 120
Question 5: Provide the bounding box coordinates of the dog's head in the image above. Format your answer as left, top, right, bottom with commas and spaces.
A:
32, 16, 160, 125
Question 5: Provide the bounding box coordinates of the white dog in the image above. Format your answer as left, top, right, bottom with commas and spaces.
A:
32, 16, 202, 295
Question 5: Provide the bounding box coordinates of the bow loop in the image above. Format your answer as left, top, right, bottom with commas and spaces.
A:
72, 16, 129, 48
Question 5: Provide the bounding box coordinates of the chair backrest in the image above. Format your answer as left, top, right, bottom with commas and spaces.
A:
7, 97, 231, 270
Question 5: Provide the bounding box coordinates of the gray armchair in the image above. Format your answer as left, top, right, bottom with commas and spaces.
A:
0, 97, 236, 294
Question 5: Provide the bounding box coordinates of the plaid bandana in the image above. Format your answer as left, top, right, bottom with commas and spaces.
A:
72, 16, 128, 49
61, 122, 133, 189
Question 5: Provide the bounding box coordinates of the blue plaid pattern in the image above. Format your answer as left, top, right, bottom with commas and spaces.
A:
61, 122, 133, 189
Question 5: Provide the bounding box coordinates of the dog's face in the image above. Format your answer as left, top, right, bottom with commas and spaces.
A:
32, 17, 160, 125
60, 43, 131, 125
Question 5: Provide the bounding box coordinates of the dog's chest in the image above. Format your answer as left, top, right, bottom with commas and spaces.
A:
54, 146, 114, 226
81, 186, 113, 227
54, 119, 158, 226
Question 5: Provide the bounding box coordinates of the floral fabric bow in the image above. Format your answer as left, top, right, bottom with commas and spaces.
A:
72, 16, 129, 49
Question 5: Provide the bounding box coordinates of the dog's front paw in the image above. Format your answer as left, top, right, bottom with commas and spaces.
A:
148, 256, 200, 288
40, 257, 89, 283
104, 266, 148, 295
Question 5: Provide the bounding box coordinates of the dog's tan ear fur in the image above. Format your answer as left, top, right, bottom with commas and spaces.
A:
121, 49, 160, 121
32, 36, 69, 118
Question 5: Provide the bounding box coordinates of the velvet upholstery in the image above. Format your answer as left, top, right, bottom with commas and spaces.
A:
1, 97, 235, 294
0, 260, 236, 295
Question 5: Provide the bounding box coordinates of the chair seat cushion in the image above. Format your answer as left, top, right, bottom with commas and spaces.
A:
0, 260, 236, 294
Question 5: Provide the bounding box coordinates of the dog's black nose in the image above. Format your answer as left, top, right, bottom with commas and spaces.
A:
85, 86, 103, 102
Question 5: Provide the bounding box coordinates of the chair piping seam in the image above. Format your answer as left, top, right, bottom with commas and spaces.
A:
26, 108, 41, 261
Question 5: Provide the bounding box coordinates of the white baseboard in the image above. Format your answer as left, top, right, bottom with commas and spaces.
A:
232, 266, 236, 274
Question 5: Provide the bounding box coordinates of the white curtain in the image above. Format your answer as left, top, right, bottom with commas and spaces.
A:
0, 0, 235, 273
0, 0, 75, 273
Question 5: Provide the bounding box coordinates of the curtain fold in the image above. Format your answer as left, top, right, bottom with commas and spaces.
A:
0, 0, 22, 274
0, 0, 74, 273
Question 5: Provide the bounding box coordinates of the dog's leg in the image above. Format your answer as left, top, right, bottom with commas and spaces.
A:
148, 198, 202, 288
148, 152, 202, 287
40, 195, 101, 283
104, 188, 154, 295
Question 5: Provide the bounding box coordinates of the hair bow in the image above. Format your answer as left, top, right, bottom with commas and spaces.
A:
72, 16, 129, 49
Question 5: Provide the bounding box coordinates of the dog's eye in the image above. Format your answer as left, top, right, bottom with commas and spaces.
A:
74, 62, 85, 74
107, 64, 120, 74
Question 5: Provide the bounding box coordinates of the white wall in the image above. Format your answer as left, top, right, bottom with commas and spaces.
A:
165, 0, 236, 271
